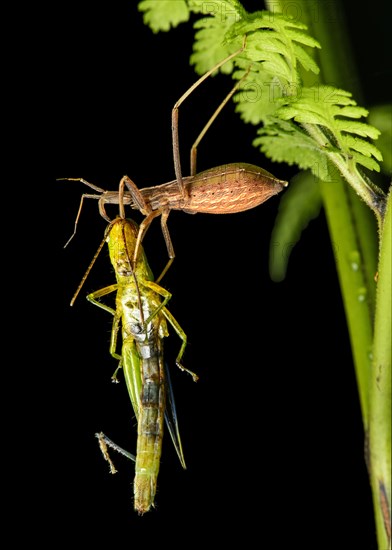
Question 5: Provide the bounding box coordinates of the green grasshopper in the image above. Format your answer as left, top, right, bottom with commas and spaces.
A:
78, 214, 197, 514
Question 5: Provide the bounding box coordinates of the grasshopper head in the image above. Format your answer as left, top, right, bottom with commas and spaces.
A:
106, 217, 138, 277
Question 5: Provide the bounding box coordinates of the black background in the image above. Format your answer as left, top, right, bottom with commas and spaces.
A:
48, 0, 389, 546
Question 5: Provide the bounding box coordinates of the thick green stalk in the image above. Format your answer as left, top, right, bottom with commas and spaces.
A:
264, 0, 387, 546
369, 187, 391, 548
265, 0, 378, 425
319, 177, 375, 424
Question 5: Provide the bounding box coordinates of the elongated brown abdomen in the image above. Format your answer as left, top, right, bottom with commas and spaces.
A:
143, 163, 288, 214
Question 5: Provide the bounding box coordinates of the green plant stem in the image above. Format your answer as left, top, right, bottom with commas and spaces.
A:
302, 122, 384, 230
369, 187, 392, 549
266, 0, 385, 545
265, 0, 378, 421
319, 176, 375, 425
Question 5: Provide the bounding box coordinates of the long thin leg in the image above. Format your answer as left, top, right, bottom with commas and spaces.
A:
57, 177, 106, 194
160, 74, 250, 279
162, 307, 198, 382
121, 175, 151, 215
87, 285, 126, 381
154, 209, 174, 283
59, 176, 113, 247
87, 284, 119, 316
96, 432, 136, 475
155, 258, 174, 285
172, 40, 246, 196
139, 278, 197, 381
133, 209, 162, 267
121, 183, 174, 283
120, 175, 161, 269
141, 279, 173, 326
190, 65, 252, 175
64, 193, 107, 248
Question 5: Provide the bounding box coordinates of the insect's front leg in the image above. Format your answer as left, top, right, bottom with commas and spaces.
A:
119, 175, 162, 268
155, 209, 174, 283
143, 279, 173, 325
120, 175, 151, 216
87, 284, 123, 380
162, 306, 198, 383
133, 209, 162, 269
64, 192, 107, 248
109, 312, 123, 382
87, 284, 118, 315
142, 282, 197, 384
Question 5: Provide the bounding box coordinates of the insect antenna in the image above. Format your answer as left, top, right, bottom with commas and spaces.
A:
70, 219, 117, 306
120, 221, 145, 328
118, 178, 145, 328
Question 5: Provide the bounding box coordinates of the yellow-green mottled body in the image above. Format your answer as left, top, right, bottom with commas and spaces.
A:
88, 217, 192, 513
87, 217, 178, 513
107, 218, 169, 514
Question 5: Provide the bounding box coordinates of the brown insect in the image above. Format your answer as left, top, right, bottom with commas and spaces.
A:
61, 39, 288, 280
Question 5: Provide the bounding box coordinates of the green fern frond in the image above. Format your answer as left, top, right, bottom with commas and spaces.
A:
232, 63, 283, 124
334, 120, 380, 139
284, 28, 321, 49
187, 0, 247, 74
254, 119, 333, 180
226, 12, 320, 80
343, 135, 383, 160
188, 0, 244, 14
138, 0, 190, 33
190, 16, 241, 75
138, 0, 385, 220
368, 104, 392, 174
292, 43, 319, 74
275, 86, 383, 172
225, 11, 311, 39
337, 105, 369, 118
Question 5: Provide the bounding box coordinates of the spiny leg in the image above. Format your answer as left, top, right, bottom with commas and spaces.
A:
96, 432, 119, 474
87, 285, 124, 380
162, 307, 198, 382
109, 312, 123, 382
96, 432, 136, 475
87, 284, 118, 315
